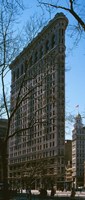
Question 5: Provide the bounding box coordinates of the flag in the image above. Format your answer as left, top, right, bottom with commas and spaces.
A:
76, 105, 79, 108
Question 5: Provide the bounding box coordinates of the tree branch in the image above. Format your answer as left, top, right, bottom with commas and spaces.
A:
38, 1, 85, 30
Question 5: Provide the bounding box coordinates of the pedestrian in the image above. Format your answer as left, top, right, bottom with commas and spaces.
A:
51, 187, 56, 196
71, 187, 75, 197
27, 188, 31, 200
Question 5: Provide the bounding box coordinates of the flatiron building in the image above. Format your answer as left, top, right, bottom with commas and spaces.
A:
8, 13, 68, 190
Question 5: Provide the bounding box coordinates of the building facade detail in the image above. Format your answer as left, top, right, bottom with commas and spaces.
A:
9, 13, 68, 190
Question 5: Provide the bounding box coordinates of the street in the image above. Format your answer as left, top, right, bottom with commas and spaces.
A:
1, 190, 85, 200
54, 190, 85, 197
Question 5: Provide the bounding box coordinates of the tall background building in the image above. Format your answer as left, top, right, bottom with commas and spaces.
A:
8, 13, 68, 190
72, 114, 85, 188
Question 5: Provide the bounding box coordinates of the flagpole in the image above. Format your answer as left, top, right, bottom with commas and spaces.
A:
75, 105, 79, 114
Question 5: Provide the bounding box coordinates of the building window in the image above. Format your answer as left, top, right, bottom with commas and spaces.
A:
34, 51, 38, 63
51, 34, 55, 48
29, 56, 32, 67
21, 64, 23, 75
45, 40, 49, 52
25, 60, 28, 71
59, 28, 64, 43
12, 71, 15, 82
40, 46, 43, 58
16, 68, 19, 79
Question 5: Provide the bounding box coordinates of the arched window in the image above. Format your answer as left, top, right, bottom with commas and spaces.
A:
21, 64, 23, 75
51, 34, 55, 48
40, 46, 43, 58
25, 60, 28, 72
12, 71, 15, 82
45, 40, 49, 52
29, 56, 32, 67
16, 68, 19, 79
59, 28, 64, 43
34, 51, 37, 63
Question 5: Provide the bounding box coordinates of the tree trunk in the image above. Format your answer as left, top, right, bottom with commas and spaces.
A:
1, 141, 9, 200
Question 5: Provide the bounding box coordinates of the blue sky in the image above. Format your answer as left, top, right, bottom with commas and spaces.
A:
65, 38, 85, 138
1, 0, 85, 139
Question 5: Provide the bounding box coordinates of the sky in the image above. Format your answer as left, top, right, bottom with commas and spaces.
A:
1, 0, 85, 139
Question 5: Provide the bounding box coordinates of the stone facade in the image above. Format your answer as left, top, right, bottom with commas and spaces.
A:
9, 13, 68, 190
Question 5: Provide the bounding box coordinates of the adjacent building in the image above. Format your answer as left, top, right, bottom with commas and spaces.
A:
84, 161, 85, 187
65, 140, 72, 190
0, 119, 8, 183
65, 161, 73, 190
72, 114, 85, 188
65, 140, 72, 166
8, 13, 68, 190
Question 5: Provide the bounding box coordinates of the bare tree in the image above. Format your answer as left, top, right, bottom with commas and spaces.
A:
15, 157, 55, 191
0, 1, 25, 199
38, 0, 85, 31
37, 0, 85, 48
24, 13, 47, 44
0, 1, 55, 195
0, 1, 48, 198
0, 0, 68, 198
